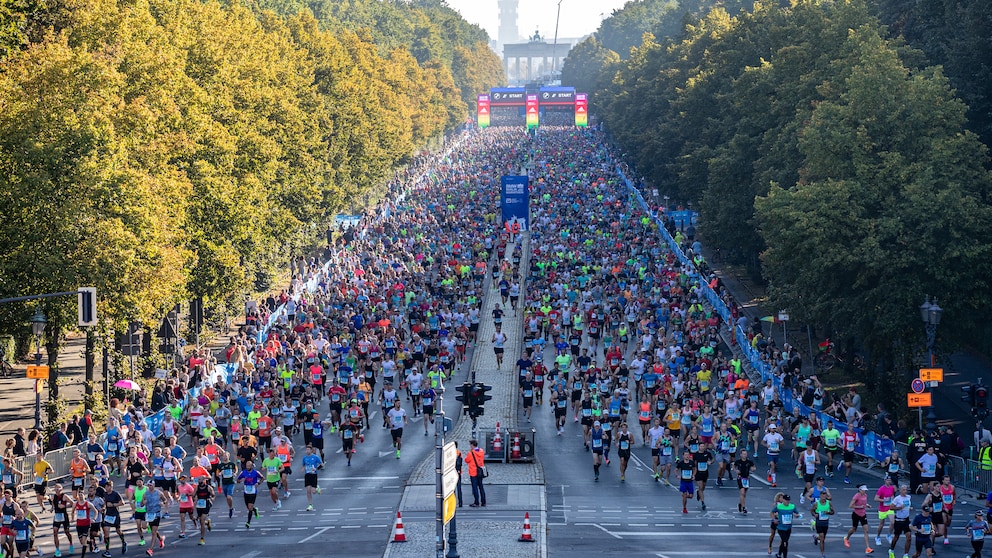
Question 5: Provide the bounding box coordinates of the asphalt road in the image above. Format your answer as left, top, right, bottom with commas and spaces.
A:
532, 394, 987, 558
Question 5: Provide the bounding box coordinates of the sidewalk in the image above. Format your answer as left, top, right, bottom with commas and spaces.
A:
387, 232, 545, 558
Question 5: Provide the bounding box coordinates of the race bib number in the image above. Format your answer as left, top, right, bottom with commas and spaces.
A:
620, 441, 629, 450
196, 499, 207, 509
592, 439, 602, 448
681, 469, 692, 480
740, 478, 749, 489
781, 513, 793, 525
245, 484, 257, 495
697, 462, 708, 471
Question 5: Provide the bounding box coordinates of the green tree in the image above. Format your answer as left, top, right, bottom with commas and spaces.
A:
755, 25, 992, 361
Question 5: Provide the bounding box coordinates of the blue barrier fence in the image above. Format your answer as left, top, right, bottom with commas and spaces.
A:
616, 166, 893, 462
138, 362, 238, 442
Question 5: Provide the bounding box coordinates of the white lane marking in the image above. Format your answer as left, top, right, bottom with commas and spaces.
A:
297, 526, 331, 543
574, 522, 621, 540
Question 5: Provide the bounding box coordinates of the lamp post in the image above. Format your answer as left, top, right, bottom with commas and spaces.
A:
920, 296, 942, 431
550, 0, 563, 81
29, 308, 46, 431
920, 296, 942, 365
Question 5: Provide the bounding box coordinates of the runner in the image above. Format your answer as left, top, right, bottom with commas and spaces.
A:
50, 483, 74, 557
387, 399, 408, 459
875, 476, 896, 547
763, 424, 785, 487
842, 424, 860, 484
236, 460, 263, 529
733, 449, 755, 514
616, 422, 633, 482
773, 493, 797, 558
261, 449, 283, 511
85, 485, 103, 556
176, 476, 197, 538
909, 505, 934, 558
938, 475, 956, 545
31, 453, 52, 511
821, 420, 841, 478
9, 505, 33, 558
340, 419, 359, 466
677, 450, 696, 514
590, 421, 604, 481
693, 443, 714, 511
72, 488, 97, 558
844, 483, 874, 554
888, 484, 913, 558
965, 510, 990, 558
768, 492, 785, 555
811, 489, 835, 558
142, 481, 166, 556
100, 479, 127, 557
131, 477, 149, 547
193, 476, 214, 546
302, 446, 323, 511
217, 451, 238, 518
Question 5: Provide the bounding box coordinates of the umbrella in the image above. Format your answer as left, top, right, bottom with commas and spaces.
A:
114, 379, 141, 391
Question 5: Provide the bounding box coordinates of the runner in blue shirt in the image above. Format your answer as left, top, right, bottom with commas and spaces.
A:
301, 447, 324, 512
235, 463, 263, 529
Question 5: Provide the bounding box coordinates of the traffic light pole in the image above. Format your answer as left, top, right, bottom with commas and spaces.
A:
435, 383, 445, 558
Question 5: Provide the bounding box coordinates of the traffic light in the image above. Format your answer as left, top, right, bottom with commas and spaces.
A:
454, 382, 472, 416
977, 385, 989, 410
963, 384, 976, 407
78, 287, 97, 327
466, 383, 493, 418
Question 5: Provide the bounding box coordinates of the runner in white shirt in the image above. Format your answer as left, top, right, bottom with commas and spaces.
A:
386, 400, 408, 459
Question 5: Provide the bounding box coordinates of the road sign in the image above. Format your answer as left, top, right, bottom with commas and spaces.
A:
443, 492, 457, 525
442, 469, 459, 497
25, 365, 49, 380
778, 312, 790, 322
908, 392, 933, 408
911, 378, 925, 394
920, 368, 944, 382
442, 442, 457, 474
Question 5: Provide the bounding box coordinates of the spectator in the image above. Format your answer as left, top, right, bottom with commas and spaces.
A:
25, 429, 41, 457
848, 387, 862, 413
67, 415, 83, 445
975, 421, 992, 448
48, 423, 69, 450
80, 409, 93, 439
12, 428, 25, 457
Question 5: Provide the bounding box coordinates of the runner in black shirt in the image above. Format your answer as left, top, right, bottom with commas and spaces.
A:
733, 449, 756, 513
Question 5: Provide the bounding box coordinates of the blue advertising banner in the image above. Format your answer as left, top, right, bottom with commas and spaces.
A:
500, 175, 530, 230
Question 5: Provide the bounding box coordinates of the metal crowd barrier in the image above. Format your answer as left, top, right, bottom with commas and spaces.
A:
9, 442, 87, 491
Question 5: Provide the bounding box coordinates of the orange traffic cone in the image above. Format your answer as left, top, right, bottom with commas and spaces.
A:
511, 434, 521, 459
493, 421, 503, 454
518, 512, 535, 542
391, 511, 407, 542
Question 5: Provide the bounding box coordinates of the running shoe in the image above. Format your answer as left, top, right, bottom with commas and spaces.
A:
206, 519, 212, 532
103, 551, 112, 558
845, 477, 850, 484
55, 551, 62, 558
178, 534, 187, 539
701, 503, 706, 511
198, 539, 205, 546
886, 534, 892, 543
229, 508, 234, 518
159, 536, 165, 549
70, 546, 75, 554
864, 548, 873, 554
396, 450, 401, 458
245, 522, 251, 529
682, 508, 687, 514
145, 550, 153, 557
620, 475, 625, 482
844, 537, 850, 548
316, 486, 322, 495
306, 505, 314, 511
139, 539, 146, 547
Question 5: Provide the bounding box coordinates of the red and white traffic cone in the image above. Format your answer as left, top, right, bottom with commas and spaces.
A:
391, 511, 407, 542
518, 512, 535, 542
493, 421, 503, 454
511, 434, 522, 459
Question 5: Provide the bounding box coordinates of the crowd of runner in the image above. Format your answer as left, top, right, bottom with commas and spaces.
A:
0, 127, 986, 558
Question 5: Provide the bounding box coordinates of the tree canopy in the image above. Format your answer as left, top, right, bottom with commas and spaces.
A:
570, 0, 992, 404
0, 0, 503, 373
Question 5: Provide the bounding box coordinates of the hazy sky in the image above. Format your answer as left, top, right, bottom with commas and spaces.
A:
444, 0, 632, 42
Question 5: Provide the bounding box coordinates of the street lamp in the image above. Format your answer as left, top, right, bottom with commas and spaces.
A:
920, 295, 943, 366
29, 308, 46, 430
550, 0, 563, 81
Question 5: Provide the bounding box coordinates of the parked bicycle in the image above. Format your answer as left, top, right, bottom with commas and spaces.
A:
815, 338, 866, 371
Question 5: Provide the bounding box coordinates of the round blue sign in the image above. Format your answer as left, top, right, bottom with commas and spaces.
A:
911, 378, 926, 394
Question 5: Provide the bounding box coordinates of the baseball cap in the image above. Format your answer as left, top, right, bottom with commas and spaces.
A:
593, 421, 601, 427
781, 494, 791, 500
857, 484, 868, 491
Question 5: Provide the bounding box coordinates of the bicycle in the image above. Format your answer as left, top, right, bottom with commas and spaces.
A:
814, 338, 866, 372
0, 344, 13, 379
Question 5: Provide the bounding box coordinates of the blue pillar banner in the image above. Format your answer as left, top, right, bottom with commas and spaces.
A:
501, 175, 530, 230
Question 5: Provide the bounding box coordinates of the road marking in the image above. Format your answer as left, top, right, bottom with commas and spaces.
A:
323, 476, 399, 481
575, 523, 621, 540
238, 551, 262, 558
749, 473, 772, 486
287, 527, 308, 530
297, 526, 331, 543
341, 525, 360, 529
379, 451, 396, 457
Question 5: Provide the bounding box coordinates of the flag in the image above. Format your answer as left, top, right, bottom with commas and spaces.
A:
760, 315, 781, 324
